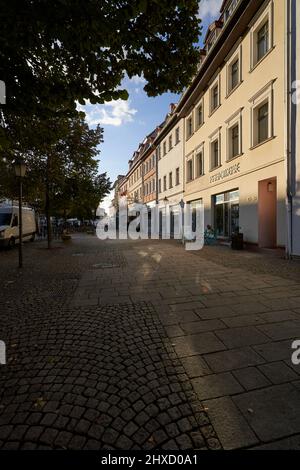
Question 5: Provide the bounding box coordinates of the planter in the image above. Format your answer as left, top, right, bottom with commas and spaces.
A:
231, 232, 243, 250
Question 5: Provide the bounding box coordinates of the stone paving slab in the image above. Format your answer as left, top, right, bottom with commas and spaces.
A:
1, 236, 300, 450
233, 384, 300, 442
203, 396, 259, 449
172, 333, 226, 358
215, 326, 269, 349
232, 367, 271, 391
192, 373, 243, 400
203, 347, 265, 373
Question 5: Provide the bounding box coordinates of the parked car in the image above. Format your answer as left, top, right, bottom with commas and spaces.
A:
0, 205, 36, 248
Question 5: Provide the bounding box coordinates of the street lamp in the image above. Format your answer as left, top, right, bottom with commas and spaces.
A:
14, 158, 26, 268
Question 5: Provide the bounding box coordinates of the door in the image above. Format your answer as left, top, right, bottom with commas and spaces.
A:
258, 178, 277, 247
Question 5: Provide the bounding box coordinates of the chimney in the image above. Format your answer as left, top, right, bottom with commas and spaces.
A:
169, 103, 177, 114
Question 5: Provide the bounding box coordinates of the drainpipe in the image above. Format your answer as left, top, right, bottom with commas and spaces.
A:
285, 0, 293, 259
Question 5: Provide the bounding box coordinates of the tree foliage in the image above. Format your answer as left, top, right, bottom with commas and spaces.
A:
0, 113, 111, 220
0, 0, 201, 120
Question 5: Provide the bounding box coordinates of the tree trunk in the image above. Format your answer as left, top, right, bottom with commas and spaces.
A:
45, 155, 52, 249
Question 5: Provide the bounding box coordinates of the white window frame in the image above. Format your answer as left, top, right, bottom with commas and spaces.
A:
186, 156, 194, 183
175, 167, 180, 186
195, 97, 204, 129
163, 141, 167, 156
195, 142, 205, 178
209, 127, 222, 171
225, 107, 243, 161
209, 75, 221, 115
249, 80, 275, 148
175, 127, 180, 144
250, 2, 274, 70
186, 113, 194, 140
169, 171, 173, 189
226, 45, 242, 96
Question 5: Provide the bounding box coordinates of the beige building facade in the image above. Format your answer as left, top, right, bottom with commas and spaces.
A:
156, 108, 184, 211
127, 151, 143, 205
178, 0, 286, 247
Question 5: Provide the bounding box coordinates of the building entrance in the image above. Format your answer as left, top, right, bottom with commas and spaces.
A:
214, 190, 239, 238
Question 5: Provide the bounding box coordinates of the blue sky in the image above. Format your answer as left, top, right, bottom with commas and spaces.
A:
79, 0, 223, 205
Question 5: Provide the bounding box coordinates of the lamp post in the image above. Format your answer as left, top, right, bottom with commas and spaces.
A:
14, 158, 26, 268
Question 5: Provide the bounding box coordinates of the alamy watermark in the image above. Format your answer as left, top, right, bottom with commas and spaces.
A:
0, 340, 6, 365
291, 340, 300, 366
96, 199, 204, 251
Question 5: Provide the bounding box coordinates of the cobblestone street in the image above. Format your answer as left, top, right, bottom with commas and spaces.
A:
1, 234, 300, 450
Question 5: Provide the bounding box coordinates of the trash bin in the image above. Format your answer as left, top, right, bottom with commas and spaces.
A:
231, 232, 243, 250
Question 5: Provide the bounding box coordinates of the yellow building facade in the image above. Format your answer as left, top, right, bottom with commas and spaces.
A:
178, 0, 286, 247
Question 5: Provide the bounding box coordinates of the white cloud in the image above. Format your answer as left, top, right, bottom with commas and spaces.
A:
130, 75, 146, 86
78, 99, 137, 127
198, 0, 223, 20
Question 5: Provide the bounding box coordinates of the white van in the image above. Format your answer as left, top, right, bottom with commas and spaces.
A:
0, 205, 36, 248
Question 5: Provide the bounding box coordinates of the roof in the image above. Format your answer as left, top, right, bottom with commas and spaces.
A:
204, 20, 223, 43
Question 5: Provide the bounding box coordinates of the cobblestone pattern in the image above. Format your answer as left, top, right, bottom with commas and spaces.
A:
0, 300, 218, 450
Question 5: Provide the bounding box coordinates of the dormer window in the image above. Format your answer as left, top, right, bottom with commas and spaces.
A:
223, 0, 239, 23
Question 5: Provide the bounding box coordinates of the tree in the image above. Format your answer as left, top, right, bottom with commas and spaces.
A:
0, 112, 108, 247
0, 0, 201, 125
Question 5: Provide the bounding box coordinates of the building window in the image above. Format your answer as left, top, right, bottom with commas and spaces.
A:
156, 147, 160, 162
211, 139, 220, 170
158, 179, 161, 193
230, 59, 239, 91
169, 172, 173, 189
175, 127, 180, 144
169, 135, 173, 151
195, 151, 204, 178
229, 124, 239, 159
153, 179, 156, 192
196, 103, 204, 128
163, 142, 167, 156
257, 102, 269, 144
186, 115, 193, 139
250, 80, 274, 147
186, 159, 193, 182
251, 4, 273, 69
163, 175, 167, 191
211, 83, 219, 112
176, 167, 180, 186
257, 21, 269, 62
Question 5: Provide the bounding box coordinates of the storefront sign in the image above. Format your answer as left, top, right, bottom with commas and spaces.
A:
210, 163, 240, 184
